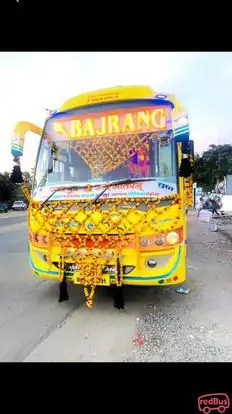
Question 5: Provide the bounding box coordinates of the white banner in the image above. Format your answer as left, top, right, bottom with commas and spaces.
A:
33, 180, 177, 202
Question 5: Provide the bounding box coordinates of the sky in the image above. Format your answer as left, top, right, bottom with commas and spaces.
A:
1, 51, 232, 173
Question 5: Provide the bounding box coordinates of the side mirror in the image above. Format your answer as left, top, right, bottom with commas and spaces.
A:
10, 164, 23, 184
10, 120, 44, 185
178, 141, 194, 178
179, 155, 193, 178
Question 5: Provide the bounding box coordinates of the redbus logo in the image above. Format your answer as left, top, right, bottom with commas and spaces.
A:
198, 394, 230, 414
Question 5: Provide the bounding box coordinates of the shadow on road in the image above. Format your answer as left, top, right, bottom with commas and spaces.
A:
52, 281, 188, 313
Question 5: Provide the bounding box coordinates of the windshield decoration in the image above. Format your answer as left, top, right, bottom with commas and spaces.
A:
33, 128, 176, 202
70, 132, 157, 178
33, 105, 176, 203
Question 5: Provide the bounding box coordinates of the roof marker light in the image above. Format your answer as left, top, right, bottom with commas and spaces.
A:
155, 94, 167, 99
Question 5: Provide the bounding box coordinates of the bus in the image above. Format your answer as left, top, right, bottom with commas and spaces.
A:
10, 85, 193, 309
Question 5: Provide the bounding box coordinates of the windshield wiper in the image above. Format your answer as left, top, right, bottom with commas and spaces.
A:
40, 185, 89, 209
40, 177, 157, 209
92, 178, 157, 204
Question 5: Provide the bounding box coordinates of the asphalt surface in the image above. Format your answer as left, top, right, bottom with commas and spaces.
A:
0, 210, 27, 227
0, 211, 148, 362
1, 210, 232, 362
0, 211, 80, 361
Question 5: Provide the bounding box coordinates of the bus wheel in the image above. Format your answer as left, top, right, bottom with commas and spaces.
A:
203, 407, 210, 414
218, 407, 226, 413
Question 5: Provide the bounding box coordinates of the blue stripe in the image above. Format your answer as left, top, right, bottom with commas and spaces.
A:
174, 125, 189, 131
11, 146, 23, 152
175, 130, 189, 137
28, 246, 182, 281
11, 149, 23, 157
12, 143, 23, 149
174, 127, 189, 136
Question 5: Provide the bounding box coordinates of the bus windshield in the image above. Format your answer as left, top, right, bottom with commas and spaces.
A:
33, 113, 177, 200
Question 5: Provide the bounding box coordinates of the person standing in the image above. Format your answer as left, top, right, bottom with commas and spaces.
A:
196, 197, 203, 217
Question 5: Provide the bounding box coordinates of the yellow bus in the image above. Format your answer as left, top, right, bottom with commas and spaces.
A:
10, 85, 193, 308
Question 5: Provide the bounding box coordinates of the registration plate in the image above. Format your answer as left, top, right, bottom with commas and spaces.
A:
98, 274, 110, 286
73, 273, 110, 286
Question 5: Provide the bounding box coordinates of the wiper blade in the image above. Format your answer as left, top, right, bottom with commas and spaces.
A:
92, 177, 157, 204
40, 185, 89, 209
40, 178, 157, 208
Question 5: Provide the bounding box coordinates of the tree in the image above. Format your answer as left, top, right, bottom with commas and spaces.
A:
0, 170, 32, 202
0, 172, 17, 202
22, 171, 33, 193
193, 144, 232, 191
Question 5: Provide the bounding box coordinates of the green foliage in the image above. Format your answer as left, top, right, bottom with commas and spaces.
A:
0, 172, 16, 201
193, 144, 232, 191
22, 171, 32, 193
0, 170, 32, 202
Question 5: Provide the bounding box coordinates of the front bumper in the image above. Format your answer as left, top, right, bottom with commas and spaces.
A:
29, 243, 186, 286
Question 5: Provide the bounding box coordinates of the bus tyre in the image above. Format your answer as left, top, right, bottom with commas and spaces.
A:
218, 407, 226, 413
203, 407, 210, 414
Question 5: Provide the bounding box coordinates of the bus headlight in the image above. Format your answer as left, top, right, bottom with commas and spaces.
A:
140, 237, 150, 247
140, 227, 183, 250
154, 235, 165, 246
166, 231, 179, 245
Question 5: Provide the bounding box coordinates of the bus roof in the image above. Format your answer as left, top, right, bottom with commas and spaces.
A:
58, 85, 186, 116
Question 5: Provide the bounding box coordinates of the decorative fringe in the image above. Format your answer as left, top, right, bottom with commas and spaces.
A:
113, 285, 125, 310
58, 276, 69, 303
113, 257, 125, 309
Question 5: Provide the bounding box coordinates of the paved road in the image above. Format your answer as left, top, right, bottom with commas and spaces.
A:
0, 213, 149, 361
0, 211, 27, 227
1, 211, 232, 362
0, 213, 80, 361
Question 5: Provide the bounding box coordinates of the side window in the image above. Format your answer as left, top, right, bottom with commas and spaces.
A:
159, 140, 172, 177
34, 139, 50, 191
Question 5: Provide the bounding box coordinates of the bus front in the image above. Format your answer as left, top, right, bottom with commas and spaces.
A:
28, 96, 188, 307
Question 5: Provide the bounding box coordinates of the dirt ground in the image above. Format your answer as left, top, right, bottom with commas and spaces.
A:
126, 210, 232, 362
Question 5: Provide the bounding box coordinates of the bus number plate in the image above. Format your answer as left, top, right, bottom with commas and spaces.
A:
99, 275, 110, 286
